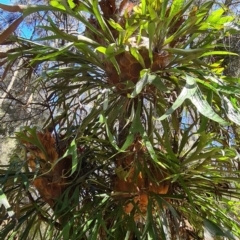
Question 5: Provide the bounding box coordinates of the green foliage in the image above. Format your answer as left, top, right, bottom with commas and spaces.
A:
0, 0, 240, 239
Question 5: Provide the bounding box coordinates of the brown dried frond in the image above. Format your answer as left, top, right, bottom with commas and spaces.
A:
35, 132, 58, 163
99, 0, 116, 19
114, 135, 169, 218
106, 47, 171, 93
20, 131, 72, 208
152, 51, 171, 71
33, 178, 64, 207
119, 0, 134, 16
22, 131, 58, 165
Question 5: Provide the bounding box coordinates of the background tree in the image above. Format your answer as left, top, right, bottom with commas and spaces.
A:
1, 0, 240, 239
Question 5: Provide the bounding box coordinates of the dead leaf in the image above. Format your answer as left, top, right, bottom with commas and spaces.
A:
0, 16, 24, 44
0, 3, 25, 12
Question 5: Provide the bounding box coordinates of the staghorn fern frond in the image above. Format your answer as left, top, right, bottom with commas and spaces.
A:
1, 0, 240, 239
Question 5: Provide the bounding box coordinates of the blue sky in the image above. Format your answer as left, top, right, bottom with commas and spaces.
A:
1, 0, 11, 4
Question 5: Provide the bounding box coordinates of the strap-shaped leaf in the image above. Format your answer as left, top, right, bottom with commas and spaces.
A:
47, 16, 99, 46
61, 139, 78, 176
168, 0, 185, 19
50, 0, 66, 10
190, 88, 228, 126
222, 96, 240, 126
92, 0, 114, 42
206, 8, 225, 23
15, 127, 50, 160
159, 75, 228, 125
201, 51, 238, 57
204, 219, 235, 239
99, 113, 120, 151
130, 72, 167, 98
130, 72, 153, 98
0, 188, 15, 218
158, 75, 197, 120
130, 47, 145, 68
